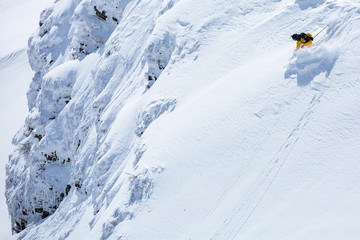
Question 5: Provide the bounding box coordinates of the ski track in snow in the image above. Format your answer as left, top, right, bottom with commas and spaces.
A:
183, 79, 325, 240
212, 91, 323, 240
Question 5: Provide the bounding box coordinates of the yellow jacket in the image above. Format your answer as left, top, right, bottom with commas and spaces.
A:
296, 33, 313, 50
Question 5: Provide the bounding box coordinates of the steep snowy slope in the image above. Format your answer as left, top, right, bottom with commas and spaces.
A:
6, 0, 360, 239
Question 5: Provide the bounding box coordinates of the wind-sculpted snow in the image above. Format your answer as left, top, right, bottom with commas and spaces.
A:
295, 0, 325, 10
7, 0, 183, 235
69, 0, 129, 58
100, 210, 133, 240
28, 0, 130, 74
135, 99, 176, 137
5, 0, 360, 239
145, 31, 176, 88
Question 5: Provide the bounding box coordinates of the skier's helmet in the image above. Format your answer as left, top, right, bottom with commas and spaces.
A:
291, 34, 300, 41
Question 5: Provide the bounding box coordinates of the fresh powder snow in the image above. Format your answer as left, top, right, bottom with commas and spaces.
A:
3, 0, 360, 239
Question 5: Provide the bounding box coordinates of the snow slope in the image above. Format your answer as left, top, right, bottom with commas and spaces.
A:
0, 0, 51, 239
5, 0, 360, 239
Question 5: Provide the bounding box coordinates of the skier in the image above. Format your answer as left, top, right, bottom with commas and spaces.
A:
291, 32, 313, 50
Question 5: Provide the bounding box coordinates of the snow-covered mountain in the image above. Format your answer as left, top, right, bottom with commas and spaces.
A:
5, 0, 360, 239
0, 0, 52, 239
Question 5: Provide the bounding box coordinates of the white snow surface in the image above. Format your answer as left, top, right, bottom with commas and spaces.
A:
5, 0, 360, 239
0, 0, 51, 239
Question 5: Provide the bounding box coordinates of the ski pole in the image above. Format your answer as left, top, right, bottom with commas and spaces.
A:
313, 25, 329, 39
